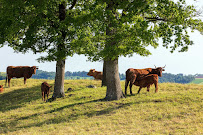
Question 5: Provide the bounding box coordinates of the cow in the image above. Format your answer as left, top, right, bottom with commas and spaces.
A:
0, 85, 3, 93
134, 74, 159, 94
87, 69, 103, 80
41, 82, 52, 101
5, 66, 38, 87
125, 65, 165, 95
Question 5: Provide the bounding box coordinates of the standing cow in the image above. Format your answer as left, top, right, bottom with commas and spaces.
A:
125, 66, 165, 95
87, 69, 103, 80
41, 82, 52, 101
5, 66, 38, 87
134, 74, 159, 94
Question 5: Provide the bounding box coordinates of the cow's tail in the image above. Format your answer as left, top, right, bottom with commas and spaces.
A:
125, 70, 130, 95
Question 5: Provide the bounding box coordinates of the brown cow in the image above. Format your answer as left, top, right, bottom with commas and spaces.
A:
41, 82, 52, 101
0, 85, 3, 93
125, 66, 165, 95
5, 66, 38, 87
87, 69, 103, 80
134, 74, 159, 94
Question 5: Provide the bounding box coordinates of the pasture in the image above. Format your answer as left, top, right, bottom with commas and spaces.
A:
191, 78, 203, 85
0, 79, 202, 135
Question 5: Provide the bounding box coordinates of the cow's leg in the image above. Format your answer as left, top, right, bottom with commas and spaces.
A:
137, 87, 142, 94
125, 79, 129, 95
24, 77, 27, 85
155, 83, 158, 93
44, 93, 46, 101
129, 82, 133, 95
129, 75, 136, 95
47, 93, 49, 101
147, 85, 150, 92
8, 77, 11, 88
42, 92, 44, 101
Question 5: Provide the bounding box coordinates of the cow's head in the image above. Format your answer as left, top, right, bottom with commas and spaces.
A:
47, 85, 52, 93
31, 66, 39, 74
87, 69, 95, 76
152, 65, 166, 77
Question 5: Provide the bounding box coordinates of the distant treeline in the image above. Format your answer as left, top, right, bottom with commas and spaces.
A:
158, 73, 195, 84
0, 70, 200, 84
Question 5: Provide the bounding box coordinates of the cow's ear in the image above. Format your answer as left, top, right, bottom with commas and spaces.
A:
50, 86, 52, 88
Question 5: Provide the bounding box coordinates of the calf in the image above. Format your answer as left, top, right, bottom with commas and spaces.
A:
87, 69, 103, 80
133, 74, 159, 94
125, 66, 165, 95
0, 85, 3, 93
41, 82, 52, 101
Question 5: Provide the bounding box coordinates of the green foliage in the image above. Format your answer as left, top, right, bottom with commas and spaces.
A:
0, 0, 93, 62
75, 0, 203, 61
0, 72, 6, 80
0, 79, 202, 134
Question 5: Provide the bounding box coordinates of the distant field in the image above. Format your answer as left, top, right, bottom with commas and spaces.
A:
0, 79, 202, 135
191, 78, 203, 84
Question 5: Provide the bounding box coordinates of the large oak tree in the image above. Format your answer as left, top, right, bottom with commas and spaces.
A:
76, 0, 203, 100
0, 0, 90, 100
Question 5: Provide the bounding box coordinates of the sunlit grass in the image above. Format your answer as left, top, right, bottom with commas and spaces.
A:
0, 79, 202, 135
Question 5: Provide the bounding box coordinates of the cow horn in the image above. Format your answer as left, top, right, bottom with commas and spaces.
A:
163, 65, 166, 68
154, 65, 156, 68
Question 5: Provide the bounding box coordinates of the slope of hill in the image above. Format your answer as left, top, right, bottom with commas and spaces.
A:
0, 79, 202, 134
191, 78, 203, 84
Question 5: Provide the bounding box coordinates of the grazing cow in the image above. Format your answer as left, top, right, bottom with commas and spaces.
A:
0, 85, 3, 93
5, 66, 38, 87
134, 74, 159, 94
41, 82, 52, 101
125, 65, 165, 95
87, 69, 103, 80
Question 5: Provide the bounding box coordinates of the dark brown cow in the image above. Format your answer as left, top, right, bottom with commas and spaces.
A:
87, 69, 103, 80
125, 66, 165, 95
41, 82, 52, 101
0, 85, 3, 93
5, 66, 38, 87
134, 74, 159, 94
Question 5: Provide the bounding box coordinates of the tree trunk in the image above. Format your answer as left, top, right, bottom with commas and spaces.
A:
102, 60, 107, 87
104, 59, 124, 100
52, 59, 65, 99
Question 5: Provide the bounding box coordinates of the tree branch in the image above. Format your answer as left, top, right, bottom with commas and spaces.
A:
69, 0, 77, 10
145, 17, 166, 22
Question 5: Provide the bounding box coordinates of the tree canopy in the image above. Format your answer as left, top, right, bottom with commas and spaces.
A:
75, 0, 203, 61
0, 0, 88, 62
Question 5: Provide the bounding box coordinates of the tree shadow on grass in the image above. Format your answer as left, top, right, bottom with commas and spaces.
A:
1, 98, 132, 133
0, 85, 41, 112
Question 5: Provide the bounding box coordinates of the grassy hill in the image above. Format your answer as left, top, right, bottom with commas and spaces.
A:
191, 78, 203, 85
0, 79, 202, 134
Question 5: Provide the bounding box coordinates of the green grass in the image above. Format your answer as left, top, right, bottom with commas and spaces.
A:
191, 78, 203, 85
0, 79, 202, 135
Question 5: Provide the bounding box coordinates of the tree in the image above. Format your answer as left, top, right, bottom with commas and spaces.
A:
76, 0, 203, 100
0, 0, 89, 100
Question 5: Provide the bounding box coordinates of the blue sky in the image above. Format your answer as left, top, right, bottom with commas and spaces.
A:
0, 0, 203, 75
